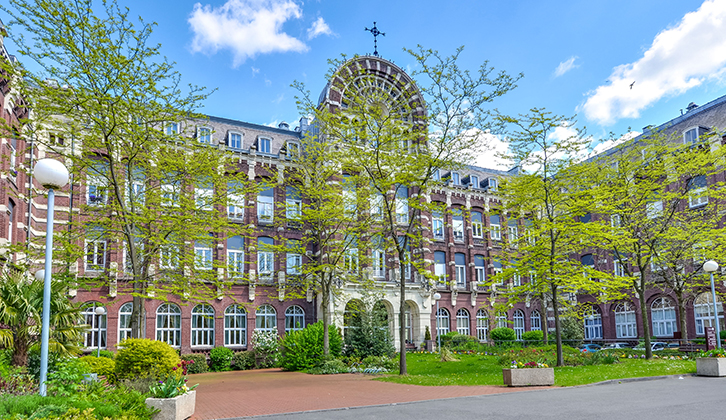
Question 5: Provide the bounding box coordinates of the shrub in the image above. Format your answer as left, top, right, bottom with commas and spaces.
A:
27, 349, 63, 380
361, 355, 397, 371
47, 358, 89, 397
209, 347, 234, 372
97, 350, 115, 360
181, 354, 209, 374
114, 338, 181, 380
0, 367, 37, 396
79, 356, 116, 380
439, 332, 479, 350
232, 351, 255, 370
281, 321, 343, 371
424, 326, 432, 341
251, 330, 280, 368
307, 359, 349, 375
560, 315, 584, 347
490, 327, 517, 345
343, 301, 394, 359
522, 330, 544, 345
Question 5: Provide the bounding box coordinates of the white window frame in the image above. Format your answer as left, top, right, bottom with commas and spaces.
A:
285, 305, 305, 333
684, 127, 698, 144
513, 310, 524, 340
118, 302, 133, 343
396, 189, 409, 225
228, 132, 243, 149
344, 248, 359, 274
646, 200, 663, 219
287, 141, 300, 158
82, 302, 106, 349
614, 302, 637, 338
584, 307, 603, 340
436, 308, 450, 336
165, 122, 179, 136
496, 312, 507, 329
257, 188, 274, 224
455, 253, 466, 288
456, 309, 470, 335
195, 184, 214, 211
453, 213, 465, 242
160, 244, 180, 270
488, 177, 498, 192
191, 304, 215, 347
224, 305, 247, 346
476, 309, 488, 341
372, 248, 385, 279
87, 173, 107, 206
197, 126, 212, 144
85, 236, 106, 272
156, 303, 182, 347
434, 251, 447, 286
258, 250, 274, 278
490, 218, 501, 241
286, 251, 302, 275
694, 293, 724, 335
470, 175, 479, 188
651, 297, 677, 338
689, 175, 708, 208
432, 213, 445, 240
194, 241, 213, 270
530, 310, 541, 331
451, 172, 460, 185
508, 225, 518, 243
258, 137, 271, 154
286, 188, 302, 221
255, 304, 277, 333
471, 212, 483, 239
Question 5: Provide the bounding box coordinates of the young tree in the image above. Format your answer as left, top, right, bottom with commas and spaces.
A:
298, 47, 520, 374
493, 109, 627, 366
590, 131, 726, 359
1, 0, 255, 338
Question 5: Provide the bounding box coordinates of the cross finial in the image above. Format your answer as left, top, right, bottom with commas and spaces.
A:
364, 21, 385, 57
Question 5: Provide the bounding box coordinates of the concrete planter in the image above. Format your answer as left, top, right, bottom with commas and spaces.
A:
502, 368, 554, 386
146, 390, 196, 420
696, 358, 726, 377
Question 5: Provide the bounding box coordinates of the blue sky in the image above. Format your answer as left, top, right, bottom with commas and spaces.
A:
5, 0, 726, 168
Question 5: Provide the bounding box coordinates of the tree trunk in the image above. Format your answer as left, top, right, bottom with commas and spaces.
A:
551, 284, 564, 366
399, 255, 408, 375
637, 276, 653, 360
11, 333, 27, 367
676, 289, 687, 342
321, 274, 330, 356
130, 293, 146, 339
540, 295, 549, 346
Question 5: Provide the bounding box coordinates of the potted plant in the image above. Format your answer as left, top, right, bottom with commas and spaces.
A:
145, 360, 198, 420
423, 326, 433, 352
502, 361, 554, 386
696, 348, 726, 377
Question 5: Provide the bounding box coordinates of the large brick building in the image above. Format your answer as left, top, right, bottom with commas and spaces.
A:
1, 27, 725, 355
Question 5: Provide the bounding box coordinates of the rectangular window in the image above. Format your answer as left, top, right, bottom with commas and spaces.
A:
455, 253, 466, 288
684, 128, 698, 144
287, 142, 300, 158
194, 240, 213, 270
198, 127, 212, 144
85, 227, 106, 272
372, 248, 385, 279
432, 211, 445, 240
228, 249, 244, 278
344, 248, 359, 274
396, 186, 409, 224
471, 175, 479, 188
452, 211, 464, 242
471, 212, 483, 238
432, 169, 440, 181
227, 181, 245, 221
689, 175, 708, 208
493, 261, 503, 284
160, 244, 179, 270
258, 137, 271, 153
343, 176, 357, 216
434, 251, 447, 285
87, 165, 108, 206
195, 178, 213, 211
286, 186, 302, 221
286, 240, 302, 275
646, 200, 662, 219
257, 187, 274, 224
161, 172, 180, 207
611, 214, 621, 228
474, 255, 485, 284
452, 172, 460, 185
614, 259, 624, 277
228, 132, 242, 149
507, 220, 518, 245
165, 122, 178, 136
490, 214, 501, 240
258, 237, 274, 278
487, 177, 498, 192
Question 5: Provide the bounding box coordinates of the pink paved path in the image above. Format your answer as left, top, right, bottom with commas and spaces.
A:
190, 369, 550, 419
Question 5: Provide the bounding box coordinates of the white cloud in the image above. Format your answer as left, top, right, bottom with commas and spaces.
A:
188, 0, 309, 67
264, 77, 272, 86
472, 130, 511, 171
251, 66, 260, 76
553, 56, 578, 78
307, 17, 332, 39
582, 0, 726, 125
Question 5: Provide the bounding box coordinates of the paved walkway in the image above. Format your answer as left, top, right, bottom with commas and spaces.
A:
190, 369, 548, 419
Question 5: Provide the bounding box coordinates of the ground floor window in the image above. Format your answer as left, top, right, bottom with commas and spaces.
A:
476, 309, 488, 341
614, 302, 637, 338
513, 310, 524, 340
651, 297, 677, 337
584, 306, 603, 340
256, 305, 277, 333
456, 309, 470, 336
225, 305, 247, 346
694, 292, 724, 335
437, 308, 450, 336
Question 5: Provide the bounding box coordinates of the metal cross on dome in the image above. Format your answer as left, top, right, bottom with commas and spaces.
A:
365, 22, 385, 57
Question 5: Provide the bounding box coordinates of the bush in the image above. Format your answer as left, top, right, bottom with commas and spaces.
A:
0, 367, 37, 396
424, 326, 432, 341
181, 354, 209, 374
522, 330, 544, 345
361, 355, 397, 371
281, 321, 342, 371
560, 315, 584, 348
27, 349, 63, 381
47, 358, 89, 397
209, 347, 234, 372
490, 327, 517, 345
307, 359, 349, 375
79, 356, 116, 380
251, 330, 280, 368
232, 351, 255, 370
97, 350, 115, 360
114, 338, 181, 380
343, 301, 394, 359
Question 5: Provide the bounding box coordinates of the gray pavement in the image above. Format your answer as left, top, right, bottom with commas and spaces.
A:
247, 375, 726, 420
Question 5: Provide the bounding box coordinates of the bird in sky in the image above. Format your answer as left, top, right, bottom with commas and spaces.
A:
630, 81, 635, 89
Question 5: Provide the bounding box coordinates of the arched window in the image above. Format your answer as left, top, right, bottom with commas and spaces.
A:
584, 306, 602, 340
476, 309, 489, 341
156, 303, 182, 347
436, 308, 450, 336
614, 302, 637, 338
118, 302, 133, 343
530, 310, 541, 331
224, 305, 247, 346
496, 312, 507, 329
285, 305, 305, 333
255, 305, 277, 333
651, 297, 677, 337
456, 309, 470, 335
694, 293, 724, 335
513, 310, 525, 340
343, 300, 362, 337
81, 302, 106, 349
191, 304, 215, 347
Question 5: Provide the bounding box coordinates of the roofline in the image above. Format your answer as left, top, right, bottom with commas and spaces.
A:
206, 115, 303, 138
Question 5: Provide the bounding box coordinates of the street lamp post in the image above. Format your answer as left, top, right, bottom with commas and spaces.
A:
95, 306, 106, 357
34, 158, 69, 396
704, 260, 721, 349
433, 292, 441, 351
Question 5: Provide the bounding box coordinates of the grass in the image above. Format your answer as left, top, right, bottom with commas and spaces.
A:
377, 352, 696, 387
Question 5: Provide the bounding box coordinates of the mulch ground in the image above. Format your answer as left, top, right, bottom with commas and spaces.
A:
190, 368, 550, 419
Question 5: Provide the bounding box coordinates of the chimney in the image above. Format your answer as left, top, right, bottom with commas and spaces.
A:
686, 102, 698, 112
278, 121, 290, 130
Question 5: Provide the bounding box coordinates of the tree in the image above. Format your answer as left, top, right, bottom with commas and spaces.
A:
493, 108, 627, 366
590, 131, 726, 359
1, 0, 255, 338
296, 47, 520, 374
0, 271, 85, 366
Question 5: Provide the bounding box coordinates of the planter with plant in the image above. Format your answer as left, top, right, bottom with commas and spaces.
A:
502, 361, 554, 386
696, 348, 726, 377
146, 360, 198, 420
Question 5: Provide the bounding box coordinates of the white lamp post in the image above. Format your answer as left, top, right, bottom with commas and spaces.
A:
34, 158, 69, 396
95, 306, 106, 357
433, 292, 442, 351
704, 260, 721, 349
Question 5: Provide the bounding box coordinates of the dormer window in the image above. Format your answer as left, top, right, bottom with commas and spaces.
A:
287, 141, 300, 158
452, 172, 460, 185
228, 132, 242, 149
432, 169, 440, 181
471, 175, 479, 188
258, 137, 271, 154
684, 128, 698, 144
165, 122, 178, 136
487, 177, 498, 192
198, 127, 212, 144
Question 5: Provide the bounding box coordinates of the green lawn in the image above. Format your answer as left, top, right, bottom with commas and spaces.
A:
377, 353, 696, 387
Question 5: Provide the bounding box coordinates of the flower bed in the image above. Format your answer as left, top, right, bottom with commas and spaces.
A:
696, 348, 726, 377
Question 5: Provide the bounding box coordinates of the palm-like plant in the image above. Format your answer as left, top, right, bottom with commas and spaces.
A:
0, 271, 85, 366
